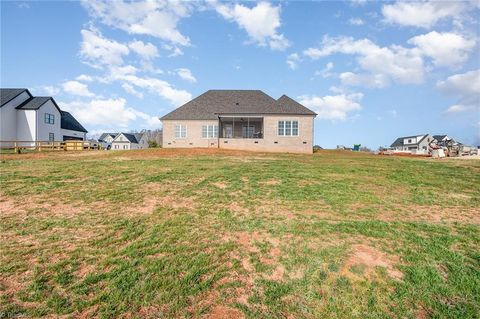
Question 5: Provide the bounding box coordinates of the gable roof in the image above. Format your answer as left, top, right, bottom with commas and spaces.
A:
160, 90, 316, 120
60, 111, 88, 133
275, 95, 317, 115
98, 133, 117, 142
433, 135, 448, 141
0, 88, 30, 107
114, 133, 144, 144
16, 96, 61, 113
390, 134, 429, 147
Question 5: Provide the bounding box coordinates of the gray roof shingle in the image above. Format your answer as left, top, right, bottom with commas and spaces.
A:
390, 134, 429, 147
160, 90, 316, 120
121, 133, 144, 143
0, 88, 29, 107
98, 133, 117, 142
61, 111, 88, 133
16, 96, 60, 111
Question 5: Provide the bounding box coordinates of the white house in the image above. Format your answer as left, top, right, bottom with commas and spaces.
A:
390, 134, 433, 155
111, 133, 148, 150
0, 88, 87, 146
98, 133, 117, 149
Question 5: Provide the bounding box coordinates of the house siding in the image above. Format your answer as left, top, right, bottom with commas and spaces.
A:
162, 120, 219, 148
0, 91, 31, 146
16, 110, 36, 143
35, 100, 62, 141
162, 115, 314, 153
61, 128, 86, 140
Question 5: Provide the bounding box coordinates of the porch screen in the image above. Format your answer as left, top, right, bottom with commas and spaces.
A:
242, 125, 254, 138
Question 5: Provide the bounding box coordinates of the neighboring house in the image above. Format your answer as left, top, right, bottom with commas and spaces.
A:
60, 111, 88, 141
98, 133, 117, 149
432, 135, 454, 147
111, 133, 148, 150
390, 134, 433, 154
0, 88, 87, 146
160, 90, 317, 153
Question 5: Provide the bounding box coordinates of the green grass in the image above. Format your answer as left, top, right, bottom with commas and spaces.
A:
0, 149, 479, 318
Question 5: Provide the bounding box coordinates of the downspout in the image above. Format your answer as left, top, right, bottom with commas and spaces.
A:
217, 115, 220, 148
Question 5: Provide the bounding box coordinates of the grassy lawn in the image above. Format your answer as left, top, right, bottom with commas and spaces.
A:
1, 149, 479, 318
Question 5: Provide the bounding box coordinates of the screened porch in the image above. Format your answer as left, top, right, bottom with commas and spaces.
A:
218, 116, 264, 139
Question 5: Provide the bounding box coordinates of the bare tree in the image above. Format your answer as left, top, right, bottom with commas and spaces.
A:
139, 129, 163, 147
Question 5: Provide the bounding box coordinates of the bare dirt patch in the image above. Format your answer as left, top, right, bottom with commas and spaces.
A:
343, 244, 403, 280
212, 181, 228, 189
261, 179, 280, 186
379, 205, 480, 224
206, 305, 245, 319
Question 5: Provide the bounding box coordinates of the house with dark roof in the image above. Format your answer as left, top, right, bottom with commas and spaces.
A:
111, 133, 147, 150
390, 134, 433, 154
160, 90, 317, 153
0, 88, 87, 146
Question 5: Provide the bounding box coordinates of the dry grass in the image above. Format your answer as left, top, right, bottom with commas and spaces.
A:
1, 148, 479, 318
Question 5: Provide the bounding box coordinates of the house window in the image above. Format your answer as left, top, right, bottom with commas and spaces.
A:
202, 125, 218, 138
123, 145, 128, 149
278, 120, 299, 136
115, 145, 119, 149
242, 125, 254, 138
175, 124, 187, 138
48, 133, 54, 141
44, 113, 55, 124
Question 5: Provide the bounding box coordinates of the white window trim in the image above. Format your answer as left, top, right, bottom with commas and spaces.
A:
175, 124, 187, 139
277, 120, 299, 137
202, 125, 218, 139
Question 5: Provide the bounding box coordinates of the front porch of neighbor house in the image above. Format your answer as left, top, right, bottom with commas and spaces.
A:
218, 116, 264, 139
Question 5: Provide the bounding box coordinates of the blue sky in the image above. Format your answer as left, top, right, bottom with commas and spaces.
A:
1, 0, 479, 148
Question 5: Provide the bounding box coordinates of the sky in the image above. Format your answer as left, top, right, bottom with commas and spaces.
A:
1, 0, 479, 149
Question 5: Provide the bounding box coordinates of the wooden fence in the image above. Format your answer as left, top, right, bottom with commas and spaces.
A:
0, 140, 100, 152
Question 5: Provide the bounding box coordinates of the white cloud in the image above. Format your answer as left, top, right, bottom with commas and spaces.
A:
34, 85, 60, 96
213, 1, 290, 50
382, 1, 467, 28
349, 18, 364, 25
286, 53, 301, 70
315, 62, 335, 78
444, 104, 469, 113
176, 68, 196, 83
339, 72, 389, 88
163, 44, 184, 57
61, 97, 158, 129
122, 83, 144, 98
437, 69, 480, 112
388, 110, 398, 118
298, 92, 363, 120
62, 80, 95, 97
80, 28, 129, 68
75, 74, 94, 82
81, 0, 192, 46
408, 31, 475, 67
116, 74, 192, 107
303, 36, 425, 86
128, 40, 159, 60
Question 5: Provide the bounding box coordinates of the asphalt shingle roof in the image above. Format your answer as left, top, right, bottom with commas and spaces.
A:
0, 88, 28, 107
160, 90, 316, 120
16, 97, 55, 110
390, 134, 429, 148
433, 135, 447, 141
61, 111, 88, 133
98, 133, 117, 142
121, 133, 144, 143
